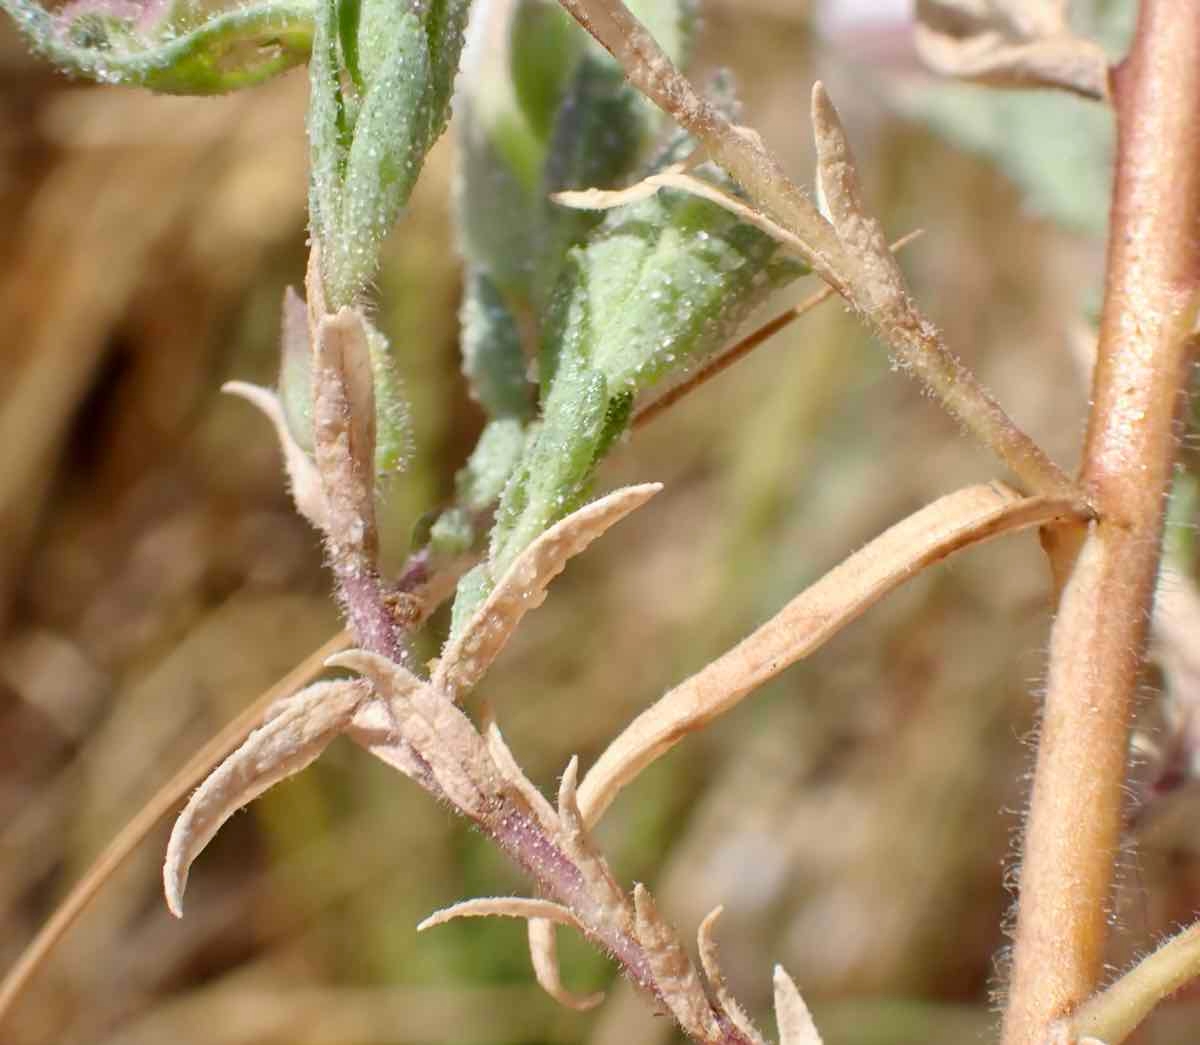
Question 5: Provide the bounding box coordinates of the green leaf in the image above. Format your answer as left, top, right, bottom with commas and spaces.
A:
1, 0, 312, 93
488, 354, 608, 579
307, 0, 348, 258
362, 316, 412, 478
424, 0, 474, 144
509, 0, 583, 142
455, 0, 695, 308
310, 0, 473, 308
331, 11, 431, 306
551, 171, 803, 395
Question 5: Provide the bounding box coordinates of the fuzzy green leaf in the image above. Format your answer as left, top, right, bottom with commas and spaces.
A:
1, 0, 312, 93
362, 316, 412, 478
307, 0, 348, 258
328, 11, 431, 306
455, 0, 694, 307
311, 0, 472, 307
487, 355, 608, 579
547, 170, 804, 396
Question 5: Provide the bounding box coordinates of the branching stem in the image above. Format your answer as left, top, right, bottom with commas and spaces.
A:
1002, 3, 1200, 1042
555, 0, 1078, 501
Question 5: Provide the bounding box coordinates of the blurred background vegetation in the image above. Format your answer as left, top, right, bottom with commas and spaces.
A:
2, 0, 1198, 1042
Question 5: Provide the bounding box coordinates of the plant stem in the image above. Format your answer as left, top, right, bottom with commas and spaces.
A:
1002, 4, 1200, 1042
556, 0, 1078, 501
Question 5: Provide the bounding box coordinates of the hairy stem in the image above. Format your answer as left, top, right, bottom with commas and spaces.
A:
1002, 4, 1200, 1042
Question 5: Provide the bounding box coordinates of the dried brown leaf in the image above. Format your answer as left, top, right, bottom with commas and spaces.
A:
632, 884, 722, 1042
345, 695, 433, 785
163, 679, 366, 916
554, 757, 628, 917
915, 0, 1110, 101
556, 756, 585, 840
697, 907, 765, 1045
773, 965, 823, 1045
578, 483, 1080, 825
417, 896, 583, 932
527, 918, 605, 1012
434, 483, 663, 702
330, 649, 500, 817
223, 382, 328, 532
313, 308, 378, 565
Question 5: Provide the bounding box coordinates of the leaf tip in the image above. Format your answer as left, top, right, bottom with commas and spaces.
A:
774, 964, 823, 1045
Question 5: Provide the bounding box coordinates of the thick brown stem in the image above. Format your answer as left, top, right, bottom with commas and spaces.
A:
1002, 4, 1200, 1043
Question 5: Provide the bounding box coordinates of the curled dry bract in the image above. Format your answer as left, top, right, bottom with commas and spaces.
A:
435, 482, 663, 701
163, 680, 366, 916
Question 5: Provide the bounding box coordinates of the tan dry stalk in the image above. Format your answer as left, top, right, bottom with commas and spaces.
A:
1001, 2, 1200, 1042
1066, 923, 1200, 1045
0, 629, 352, 1027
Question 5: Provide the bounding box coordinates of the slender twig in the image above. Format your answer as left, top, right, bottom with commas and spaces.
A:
1002, 4, 1200, 1042
632, 230, 923, 430
555, 0, 1079, 501
1065, 922, 1200, 1045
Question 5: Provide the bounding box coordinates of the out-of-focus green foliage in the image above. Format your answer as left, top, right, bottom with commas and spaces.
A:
897, 86, 1113, 235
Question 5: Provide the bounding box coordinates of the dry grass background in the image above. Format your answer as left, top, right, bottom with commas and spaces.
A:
1, 2, 1198, 1043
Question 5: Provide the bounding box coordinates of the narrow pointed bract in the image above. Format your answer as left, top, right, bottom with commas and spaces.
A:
810, 84, 904, 313
773, 965, 823, 1045
313, 308, 379, 566
698, 908, 766, 1045
632, 884, 722, 1041
435, 483, 663, 701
